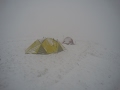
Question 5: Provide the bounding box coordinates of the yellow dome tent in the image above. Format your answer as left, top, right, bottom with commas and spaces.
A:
25, 38, 65, 54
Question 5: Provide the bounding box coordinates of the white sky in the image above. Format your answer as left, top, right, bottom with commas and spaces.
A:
0, 0, 120, 50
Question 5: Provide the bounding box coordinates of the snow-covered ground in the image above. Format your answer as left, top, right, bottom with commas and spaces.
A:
0, 0, 120, 90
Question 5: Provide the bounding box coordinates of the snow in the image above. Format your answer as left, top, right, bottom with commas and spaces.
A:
47, 38, 54, 46
0, 0, 120, 90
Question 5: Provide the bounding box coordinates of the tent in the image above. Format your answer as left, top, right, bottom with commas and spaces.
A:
63, 37, 74, 45
25, 38, 65, 54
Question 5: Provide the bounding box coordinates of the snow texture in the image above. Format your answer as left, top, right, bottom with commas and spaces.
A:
47, 39, 54, 46
0, 0, 120, 90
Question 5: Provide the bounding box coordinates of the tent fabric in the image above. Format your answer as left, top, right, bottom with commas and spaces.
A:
25, 40, 41, 54
25, 38, 65, 54
63, 37, 74, 45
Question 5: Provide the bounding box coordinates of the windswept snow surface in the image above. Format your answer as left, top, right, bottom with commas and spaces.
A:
0, 0, 120, 90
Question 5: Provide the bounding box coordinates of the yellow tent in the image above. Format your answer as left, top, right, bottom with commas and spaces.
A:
25, 38, 65, 54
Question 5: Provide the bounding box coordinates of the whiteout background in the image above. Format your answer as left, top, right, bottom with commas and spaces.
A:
0, 0, 120, 90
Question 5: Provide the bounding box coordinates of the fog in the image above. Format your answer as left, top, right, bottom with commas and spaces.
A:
0, 0, 120, 90
1, 0, 120, 47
